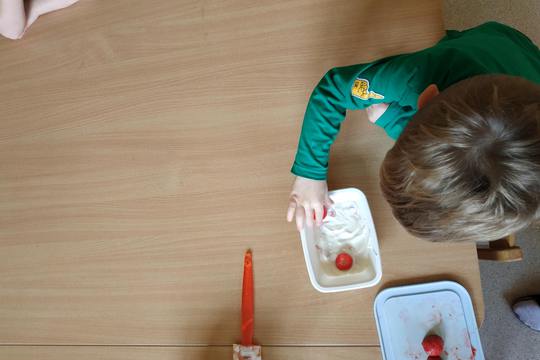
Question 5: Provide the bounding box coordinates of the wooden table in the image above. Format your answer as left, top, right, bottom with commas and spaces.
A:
0, 0, 483, 358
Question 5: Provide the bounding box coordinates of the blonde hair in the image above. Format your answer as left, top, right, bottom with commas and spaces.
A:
380, 75, 540, 242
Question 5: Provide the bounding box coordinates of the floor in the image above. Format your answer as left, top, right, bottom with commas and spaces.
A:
479, 230, 540, 360
443, 2, 540, 359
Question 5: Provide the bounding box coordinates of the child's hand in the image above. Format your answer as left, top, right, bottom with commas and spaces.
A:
287, 176, 333, 231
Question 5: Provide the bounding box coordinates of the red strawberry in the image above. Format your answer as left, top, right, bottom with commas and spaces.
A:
422, 335, 444, 356
335, 253, 353, 271
313, 207, 328, 221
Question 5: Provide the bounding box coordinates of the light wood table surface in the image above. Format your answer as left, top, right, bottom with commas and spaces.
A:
0, 0, 483, 358
0, 346, 381, 360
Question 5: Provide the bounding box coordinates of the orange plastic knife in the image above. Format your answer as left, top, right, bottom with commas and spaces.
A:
233, 249, 262, 360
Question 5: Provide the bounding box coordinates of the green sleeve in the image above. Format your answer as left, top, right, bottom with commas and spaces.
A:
291, 58, 410, 180
375, 101, 417, 140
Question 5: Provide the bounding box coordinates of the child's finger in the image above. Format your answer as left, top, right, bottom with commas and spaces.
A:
304, 204, 314, 228
295, 207, 305, 231
313, 205, 323, 226
287, 201, 296, 222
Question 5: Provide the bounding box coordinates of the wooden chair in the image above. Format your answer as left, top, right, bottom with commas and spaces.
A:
477, 234, 523, 262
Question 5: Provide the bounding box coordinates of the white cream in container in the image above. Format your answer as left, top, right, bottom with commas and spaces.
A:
317, 201, 370, 260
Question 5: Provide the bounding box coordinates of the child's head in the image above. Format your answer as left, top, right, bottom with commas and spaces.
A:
380, 75, 540, 242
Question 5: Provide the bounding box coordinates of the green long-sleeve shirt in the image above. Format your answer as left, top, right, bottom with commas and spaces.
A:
291, 22, 540, 180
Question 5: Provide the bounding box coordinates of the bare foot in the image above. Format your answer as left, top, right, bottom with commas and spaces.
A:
0, 0, 26, 39
25, 0, 80, 30
0, 0, 79, 40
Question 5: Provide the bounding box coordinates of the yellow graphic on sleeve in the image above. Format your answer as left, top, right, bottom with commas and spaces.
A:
352, 78, 384, 100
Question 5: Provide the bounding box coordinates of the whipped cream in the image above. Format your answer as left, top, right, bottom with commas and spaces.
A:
315, 201, 370, 263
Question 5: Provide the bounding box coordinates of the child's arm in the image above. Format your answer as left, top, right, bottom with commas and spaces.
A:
292, 58, 414, 180
288, 57, 415, 230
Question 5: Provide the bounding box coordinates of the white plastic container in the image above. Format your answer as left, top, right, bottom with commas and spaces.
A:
374, 281, 485, 360
300, 188, 382, 293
